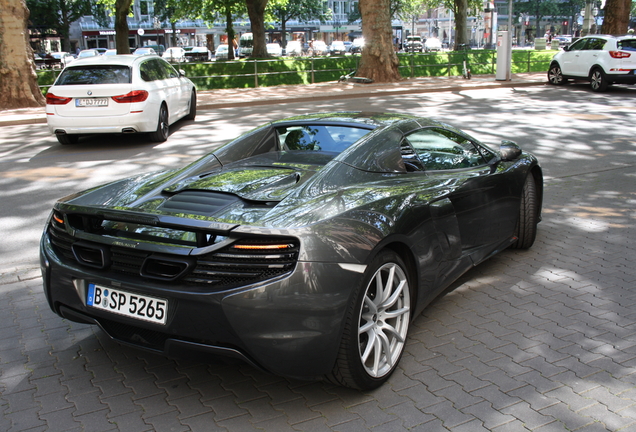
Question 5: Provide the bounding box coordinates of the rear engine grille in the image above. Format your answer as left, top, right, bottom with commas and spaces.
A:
47, 220, 299, 291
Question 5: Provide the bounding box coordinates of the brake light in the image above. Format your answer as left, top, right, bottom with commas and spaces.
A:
232, 244, 294, 250
112, 90, 149, 103
46, 93, 72, 105
609, 51, 631, 59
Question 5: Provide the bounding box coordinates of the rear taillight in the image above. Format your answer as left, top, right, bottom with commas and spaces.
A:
46, 93, 72, 105
112, 90, 149, 103
609, 51, 631, 59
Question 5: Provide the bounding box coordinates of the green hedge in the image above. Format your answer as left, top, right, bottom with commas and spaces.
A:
38, 49, 555, 94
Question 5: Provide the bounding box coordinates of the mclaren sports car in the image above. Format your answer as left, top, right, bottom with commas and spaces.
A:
40, 112, 543, 390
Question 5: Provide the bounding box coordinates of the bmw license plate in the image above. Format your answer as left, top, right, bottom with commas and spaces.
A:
76, 98, 108, 107
87, 283, 168, 325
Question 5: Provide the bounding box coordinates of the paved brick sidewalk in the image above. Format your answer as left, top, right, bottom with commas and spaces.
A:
3, 189, 636, 431
3, 76, 636, 432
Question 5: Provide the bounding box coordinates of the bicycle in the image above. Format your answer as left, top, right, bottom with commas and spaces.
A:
456, 44, 471, 80
338, 69, 374, 84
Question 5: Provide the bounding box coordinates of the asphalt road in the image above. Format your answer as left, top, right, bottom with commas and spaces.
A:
1, 83, 636, 431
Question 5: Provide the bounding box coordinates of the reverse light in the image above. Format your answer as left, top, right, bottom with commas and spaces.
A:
609, 51, 631, 59
46, 93, 72, 105
112, 90, 149, 103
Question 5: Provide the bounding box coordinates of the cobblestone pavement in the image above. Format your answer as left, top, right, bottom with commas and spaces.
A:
2, 78, 636, 431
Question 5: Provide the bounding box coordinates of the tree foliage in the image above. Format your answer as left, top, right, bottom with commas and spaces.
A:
165, 0, 246, 59
27, 0, 104, 52
267, 0, 331, 49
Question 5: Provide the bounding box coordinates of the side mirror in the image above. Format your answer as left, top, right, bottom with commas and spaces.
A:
500, 140, 522, 161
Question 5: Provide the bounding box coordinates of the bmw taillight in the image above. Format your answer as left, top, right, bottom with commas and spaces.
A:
46, 93, 72, 105
609, 51, 631, 59
112, 90, 149, 103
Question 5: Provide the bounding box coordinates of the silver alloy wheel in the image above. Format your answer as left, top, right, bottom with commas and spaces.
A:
548, 65, 563, 85
358, 262, 410, 378
590, 70, 604, 91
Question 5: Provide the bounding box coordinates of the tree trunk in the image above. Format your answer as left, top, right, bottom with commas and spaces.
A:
245, 0, 268, 58
115, 0, 132, 54
454, 0, 469, 48
601, 0, 631, 34
356, 0, 400, 82
226, 8, 235, 60
0, 0, 45, 109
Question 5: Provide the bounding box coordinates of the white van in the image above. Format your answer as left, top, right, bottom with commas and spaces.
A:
239, 33, 253, 57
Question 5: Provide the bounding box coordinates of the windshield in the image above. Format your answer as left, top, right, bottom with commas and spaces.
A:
55, 65, 131, 85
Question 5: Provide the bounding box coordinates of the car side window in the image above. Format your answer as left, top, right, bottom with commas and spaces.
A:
404, 128, 486, 171
158, 60, 179, 78
139, 59, 169, 81
568, 38, 588, 51
587, 38, 607, 50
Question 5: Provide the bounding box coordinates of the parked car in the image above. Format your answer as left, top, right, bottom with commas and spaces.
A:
552, 35, 572, 47
45, 54, 196, 144
77, 49, 100, 59
311, 40, 328, 55
350, 37, 365, 54
329, 40, 347, 55
50, 52, 75, 67
162, 47, 186, 63
133, 47, 157, 56
285, 40, 303, 56
94, 48, 108, 55
424, 37, 442, 52
404, 35, 424, 52
144, 44, 166, 56
40, 111, 542, 390
214, 44, 229, 61
548, 34, 636, 92
184, 46, 211, 61
104, 49, 118, 56
343, 41, 352, 52
266, 43, 283, 57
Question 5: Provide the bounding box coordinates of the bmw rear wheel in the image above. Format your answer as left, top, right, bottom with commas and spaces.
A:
548, 63, 566, 85
149, 104, 169, 142
329, 250, 411, 390
56, 134, 79, 145
590, 68, 609, 92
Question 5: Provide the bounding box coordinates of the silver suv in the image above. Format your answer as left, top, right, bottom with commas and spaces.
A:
548, 34, 636, 92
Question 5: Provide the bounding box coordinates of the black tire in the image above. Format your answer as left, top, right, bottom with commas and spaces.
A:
547, 63, 566, 85
328, 250, 412, 390
184, 90, 196, 121
56, 134, 79, 145
590, 67, 609, 92
148, 104, 169, 142
510, 174, 538, 249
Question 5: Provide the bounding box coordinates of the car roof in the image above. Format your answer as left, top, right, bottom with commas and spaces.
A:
580, 34, 636, 40
64, 54, 151, 67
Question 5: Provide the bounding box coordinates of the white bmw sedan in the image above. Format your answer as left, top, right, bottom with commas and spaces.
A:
46, 54, 196, 144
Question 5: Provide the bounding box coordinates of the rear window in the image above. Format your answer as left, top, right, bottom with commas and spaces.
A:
55, 65, 131, 85
277, 125, 371, 153
618, 39, 636, 51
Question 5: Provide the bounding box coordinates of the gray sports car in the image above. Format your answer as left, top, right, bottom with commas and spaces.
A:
40, 112, 543, 390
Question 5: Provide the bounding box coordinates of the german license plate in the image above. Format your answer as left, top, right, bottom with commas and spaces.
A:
76, 98, 108, 107
87, 283, 168, 325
